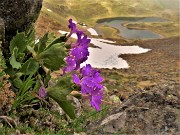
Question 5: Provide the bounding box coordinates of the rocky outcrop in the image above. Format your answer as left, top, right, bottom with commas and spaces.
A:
0, 0, 43, 50
87, 82, 180, 134
0, 18, 4, 43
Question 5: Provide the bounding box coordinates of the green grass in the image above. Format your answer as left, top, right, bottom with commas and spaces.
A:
123, 22, 180, 38
0, 104, 111, 135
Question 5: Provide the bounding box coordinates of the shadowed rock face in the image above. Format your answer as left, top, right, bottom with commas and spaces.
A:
0, 0, 43, 48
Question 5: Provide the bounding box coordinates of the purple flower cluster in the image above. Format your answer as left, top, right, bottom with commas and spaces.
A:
64, 19, 90, 73
65, 19, 104, 111
37, 19, 104, 112
73, 64, 103, 111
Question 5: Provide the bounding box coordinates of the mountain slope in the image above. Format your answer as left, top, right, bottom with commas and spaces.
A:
35, 0, 179, 37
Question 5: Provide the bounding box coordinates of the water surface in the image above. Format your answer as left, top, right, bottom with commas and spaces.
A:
96, 17, 168, 39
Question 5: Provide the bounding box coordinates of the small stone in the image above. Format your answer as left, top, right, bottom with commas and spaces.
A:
110, 95, 121, 104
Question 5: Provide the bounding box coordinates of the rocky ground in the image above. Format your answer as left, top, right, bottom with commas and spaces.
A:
87, 36, 180, 134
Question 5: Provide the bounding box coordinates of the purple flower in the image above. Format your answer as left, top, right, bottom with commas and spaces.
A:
71, 32, 90, 48
89, 90, 103, 111
73, 64, 104, 111
70, 45, 89, 69
38, 86, 47, 98
68, 18, 77, 35
64, 20, 90, 73
63, 56, 76, 73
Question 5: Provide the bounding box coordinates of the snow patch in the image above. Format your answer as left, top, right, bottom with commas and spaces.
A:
87, 28, 99, 36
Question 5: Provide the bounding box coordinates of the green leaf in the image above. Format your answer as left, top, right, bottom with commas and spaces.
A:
27, 45, 36, 56
13, 77, 23, 88
32, 79, 40, 93
37, 43, 66, 71
18, 74, 35, 97
9, 47, 21, 69
45, 34, 67, 50
47, 88, 75, 119
4, 68, 16, 78
10, 32, 27, 53
47, 75, 75, 119
34, 33, 48, 54
13, 73, 23, 88
0, 71, 5, 78
20, 58, 39, 75
44, 71, 51, 87
26, 27, 35, 47
55, 75, 74, 95
17, 53, 25, 62
47, 75, 73, 97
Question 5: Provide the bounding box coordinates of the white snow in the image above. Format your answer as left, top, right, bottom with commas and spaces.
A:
47, 9, 52, 12
58, 30, 150, 69
87, 28, 99, 36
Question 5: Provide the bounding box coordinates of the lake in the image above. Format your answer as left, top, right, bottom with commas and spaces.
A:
95, 17, 168, 39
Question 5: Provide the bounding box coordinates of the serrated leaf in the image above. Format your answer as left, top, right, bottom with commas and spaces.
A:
9, 47, 21, 69
20, 58, 39, 75
10, 32, 27, 53
37, 43, 66, 71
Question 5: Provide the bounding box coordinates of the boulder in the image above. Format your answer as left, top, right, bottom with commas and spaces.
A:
0, 0, 43, 49
87, 83, 180, 134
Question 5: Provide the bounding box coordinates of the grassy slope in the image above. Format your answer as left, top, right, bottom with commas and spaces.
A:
123, 22, 179, 38
36, 0, 179, 38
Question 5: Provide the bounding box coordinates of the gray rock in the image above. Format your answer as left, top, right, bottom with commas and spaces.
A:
109, 95, 122, 104
0, 0, 43, 49
0, 18, 4, 43
87, 83, 180, 134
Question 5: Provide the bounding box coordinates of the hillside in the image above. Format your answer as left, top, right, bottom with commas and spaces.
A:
35, 0, 179, 37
